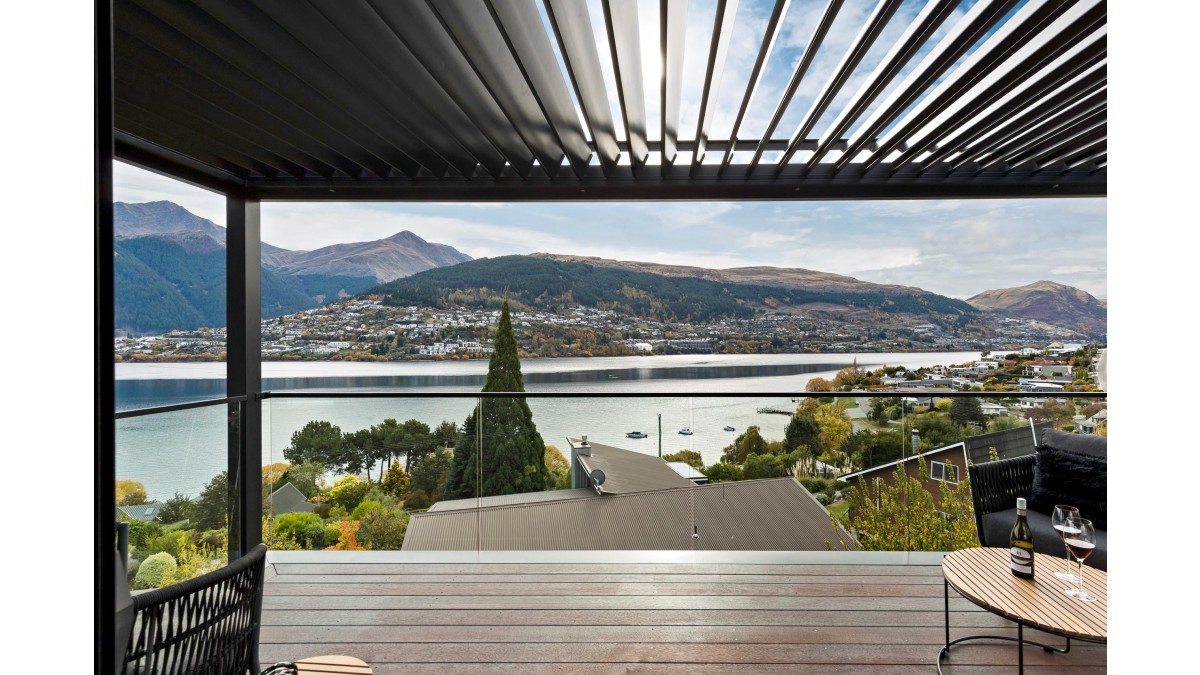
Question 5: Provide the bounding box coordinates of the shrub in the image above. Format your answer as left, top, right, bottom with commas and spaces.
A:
133, 552, 177, 590
324, 523, 342, 548
313, 501, 332, 518
145, 530, 186, 559
329, 475, 372, 512
358, 507, 410, 550
198, 529, 226, 551
300, 522, 326, 549
272, 512, 326, 550
813, 493, 831, 506
128, 520, 162, 550
125, 558, 140, 583
362, 486, 391, 506
744, 453, 785, 479
403, 489, 431, 510
350, 500, 385, 522
663, 450, 704, 469
382, 460, 410, 497
702, 463, 744, 483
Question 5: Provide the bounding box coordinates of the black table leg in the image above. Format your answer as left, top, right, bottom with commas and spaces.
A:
1018, 621, 1024, 674
936, 581, 1071, 674
944, 578, 950, 649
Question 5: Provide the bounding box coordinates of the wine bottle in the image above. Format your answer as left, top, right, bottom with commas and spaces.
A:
1010, 497, 1035, 579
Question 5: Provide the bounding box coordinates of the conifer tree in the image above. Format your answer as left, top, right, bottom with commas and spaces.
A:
444, 301, 551, 499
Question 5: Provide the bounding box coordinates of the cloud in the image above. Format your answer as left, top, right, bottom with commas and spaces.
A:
742, 230, 812, 248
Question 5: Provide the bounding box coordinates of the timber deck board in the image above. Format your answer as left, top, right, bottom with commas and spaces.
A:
262, 559, 1106, 672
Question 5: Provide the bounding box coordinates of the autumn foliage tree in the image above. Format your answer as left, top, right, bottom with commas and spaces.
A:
846, 457, 978, 551
116, 480, 149, 506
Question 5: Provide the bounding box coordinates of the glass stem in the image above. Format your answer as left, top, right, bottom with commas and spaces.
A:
1077, 558, 1085, 596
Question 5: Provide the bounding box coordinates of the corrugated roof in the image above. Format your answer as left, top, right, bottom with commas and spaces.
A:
570, 438, 693, 494
117, 503, 163, 522
428, 488, 596, 513
403, 478, 856, 552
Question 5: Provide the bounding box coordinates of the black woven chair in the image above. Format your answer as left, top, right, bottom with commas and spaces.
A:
969, 453, 1036, 545
122, 544, 267, 675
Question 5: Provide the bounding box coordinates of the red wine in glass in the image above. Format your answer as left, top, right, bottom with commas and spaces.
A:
1052, 505, 1081, 582
1063, 517, 1097, 603
1065, 538, 1095, 560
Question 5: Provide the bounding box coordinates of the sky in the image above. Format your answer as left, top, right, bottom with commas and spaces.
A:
115, 162, 1106, 301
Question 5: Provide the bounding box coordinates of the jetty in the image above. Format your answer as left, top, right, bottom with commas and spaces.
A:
757, 407, 794, 416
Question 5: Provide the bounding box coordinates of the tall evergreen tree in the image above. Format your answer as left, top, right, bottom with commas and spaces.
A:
444, 301, 551, 499
949, 397, 985, 427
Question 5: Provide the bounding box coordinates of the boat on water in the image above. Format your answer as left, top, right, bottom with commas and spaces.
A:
625, 431, 648, 439
678, 427, 693, 435
724, 425, 736, 432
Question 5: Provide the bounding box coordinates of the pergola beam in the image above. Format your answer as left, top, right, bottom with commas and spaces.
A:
545, 0, 621, 175
603, 0, 649, 172
660, 0, 688, 169
691, 0, 739, 172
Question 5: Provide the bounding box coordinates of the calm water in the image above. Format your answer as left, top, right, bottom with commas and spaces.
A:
116, 352, 978, 500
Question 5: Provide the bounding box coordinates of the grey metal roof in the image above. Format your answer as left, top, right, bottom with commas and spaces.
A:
428, 488, 596, 513
269, 482, 315, 515
403, 478, 857, 552
117, 503, 163, 522
110, 0, 1105, 200
964, 422, 1051, 464
570, 438, 694, 494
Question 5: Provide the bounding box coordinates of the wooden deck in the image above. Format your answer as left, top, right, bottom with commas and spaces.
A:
260, 557, 1106, 674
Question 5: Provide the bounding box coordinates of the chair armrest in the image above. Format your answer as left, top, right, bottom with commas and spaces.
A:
970, 455, 1035, 545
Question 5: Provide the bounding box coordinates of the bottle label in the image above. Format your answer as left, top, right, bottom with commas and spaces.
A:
1011, 547, 1032, 574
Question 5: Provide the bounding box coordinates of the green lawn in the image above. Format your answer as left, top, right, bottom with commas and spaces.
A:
827, 499, 850, 527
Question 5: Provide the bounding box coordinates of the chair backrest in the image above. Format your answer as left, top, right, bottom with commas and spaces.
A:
122, 544, 267, 675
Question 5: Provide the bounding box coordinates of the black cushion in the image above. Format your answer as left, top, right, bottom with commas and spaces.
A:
982, 507, 1107, 571
1028, 441, 1107, 530
1038, 428, 1107, 459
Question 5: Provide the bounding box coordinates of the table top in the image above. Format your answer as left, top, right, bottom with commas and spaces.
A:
942, 547, 1107, 643
293, 655, 373, 674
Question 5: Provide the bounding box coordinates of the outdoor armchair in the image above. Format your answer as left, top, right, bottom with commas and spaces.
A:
971, 430, 1107, 570
121, 544, 267, 675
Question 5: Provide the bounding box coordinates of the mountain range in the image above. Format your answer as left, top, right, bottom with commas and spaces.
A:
967, 280, 1107, 335
113, 201, 471, 335
113, 200, 1106, 339
374, 254, 979, 323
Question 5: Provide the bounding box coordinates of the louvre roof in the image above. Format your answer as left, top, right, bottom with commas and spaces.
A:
112, 0, 1106, 201
402, 477, 857, 551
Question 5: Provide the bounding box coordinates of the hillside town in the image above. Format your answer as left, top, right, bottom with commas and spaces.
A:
114, 295, 1096, 363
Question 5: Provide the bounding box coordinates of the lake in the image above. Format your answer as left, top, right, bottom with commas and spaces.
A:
116, 352, 979, 500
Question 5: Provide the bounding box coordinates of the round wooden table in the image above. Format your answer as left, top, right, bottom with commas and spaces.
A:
938, 547, 1107, 674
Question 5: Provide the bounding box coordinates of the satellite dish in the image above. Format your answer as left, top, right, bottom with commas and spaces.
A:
590, 469, 606, 486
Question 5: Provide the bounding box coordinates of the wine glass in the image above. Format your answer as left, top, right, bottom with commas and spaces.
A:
1052, 505, 1081, 582
1063, 516, 1097, 603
